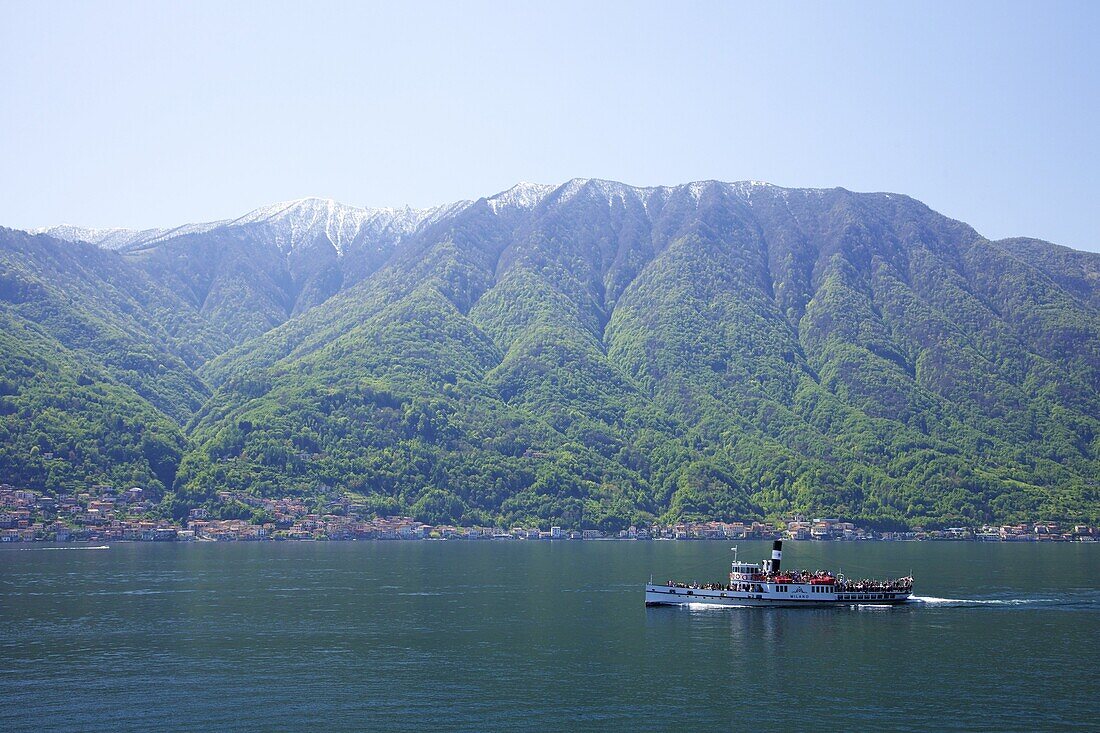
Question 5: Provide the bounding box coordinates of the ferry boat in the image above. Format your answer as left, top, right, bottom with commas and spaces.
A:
644, 540, 913, 607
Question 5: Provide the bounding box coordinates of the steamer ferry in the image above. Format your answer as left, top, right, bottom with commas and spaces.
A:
644, 540, 913, 607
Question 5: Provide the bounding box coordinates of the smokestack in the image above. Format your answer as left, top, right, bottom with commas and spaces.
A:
771, 540, 783, 573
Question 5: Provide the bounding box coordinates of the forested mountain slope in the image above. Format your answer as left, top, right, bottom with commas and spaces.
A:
0, 228, 226, 492
7, 181, 1099, 528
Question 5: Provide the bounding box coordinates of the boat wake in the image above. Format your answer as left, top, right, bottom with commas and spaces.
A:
25, 544, 110, 551
684, 602, 753, 611
909, 595, 1048, 607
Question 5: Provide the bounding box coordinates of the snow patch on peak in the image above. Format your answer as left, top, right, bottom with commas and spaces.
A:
549, 178, 653, 207
727, 180, 776, 197
29, 196, 472, 258
232, 197, 354, 229
683, 180, 763, 202
555, 178, 590, 203
542, 178, 785, 209
686, 181, 713, 202
230, 197, 444, 255
32, 224, 175, 250
34, 220, 230, 250
589, 179, 652, 203
486, 182, 554, 213
417, 199, 474, 228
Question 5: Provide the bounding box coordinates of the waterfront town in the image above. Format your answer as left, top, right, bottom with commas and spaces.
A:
1, 483, 1096, 544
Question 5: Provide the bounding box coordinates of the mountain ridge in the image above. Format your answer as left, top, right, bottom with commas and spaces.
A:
3, 180, 1098, 529
29, 179, 957, 254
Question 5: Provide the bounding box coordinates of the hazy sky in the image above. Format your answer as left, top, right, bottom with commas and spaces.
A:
2, 1, 1098, 251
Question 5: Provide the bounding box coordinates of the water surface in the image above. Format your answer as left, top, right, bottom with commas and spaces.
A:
2, 540, 1096, 731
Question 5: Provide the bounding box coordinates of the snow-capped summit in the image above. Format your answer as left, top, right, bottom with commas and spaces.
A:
27, 180, 803, 256
29, 197, 471, 257
545, 178, 659, 209
33, 219, 229, 251
31, 224, 169, 250
228, 197, 478, 255
485, 182, 555, 213
229, 197, 386, 255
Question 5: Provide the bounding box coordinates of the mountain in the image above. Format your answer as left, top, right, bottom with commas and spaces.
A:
36, 197, 477, 342
0, 227, 231, 493
5, 180, 1099, 528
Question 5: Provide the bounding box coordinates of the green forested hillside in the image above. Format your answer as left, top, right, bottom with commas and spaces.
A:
3, 181, 1098, 528
0, 229, 222, 492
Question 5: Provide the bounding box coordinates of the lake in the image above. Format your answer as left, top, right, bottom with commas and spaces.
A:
1, 540, 1097, 731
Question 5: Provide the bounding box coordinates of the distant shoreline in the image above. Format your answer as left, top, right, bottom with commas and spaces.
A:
3, 535, 1096, 547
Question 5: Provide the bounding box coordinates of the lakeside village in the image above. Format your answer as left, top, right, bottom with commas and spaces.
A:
2, 483, 1097, 544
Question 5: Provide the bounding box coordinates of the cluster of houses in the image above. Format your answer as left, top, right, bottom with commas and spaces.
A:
0, 483, 178, 542
1, 484, 1096, 543
907, 523, 1098, 542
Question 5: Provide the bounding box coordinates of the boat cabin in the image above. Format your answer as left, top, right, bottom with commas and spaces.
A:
730, 562, 761, 581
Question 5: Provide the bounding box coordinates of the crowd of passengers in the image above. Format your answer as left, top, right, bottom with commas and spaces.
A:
664, 571, 913, 592
836, 577, 913, 591
665, 581, 730, 590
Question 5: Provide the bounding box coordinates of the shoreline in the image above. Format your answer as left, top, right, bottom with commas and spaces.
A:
3, 535, 1097, 546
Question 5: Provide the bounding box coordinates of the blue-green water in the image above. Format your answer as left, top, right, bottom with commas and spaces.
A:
1, 540, 1097, 732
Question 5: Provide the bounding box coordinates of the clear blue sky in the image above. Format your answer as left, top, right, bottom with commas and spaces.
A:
2, 1, 1098, 251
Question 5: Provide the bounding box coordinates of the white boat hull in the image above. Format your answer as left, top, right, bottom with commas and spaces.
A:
644, 583, 912, 607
